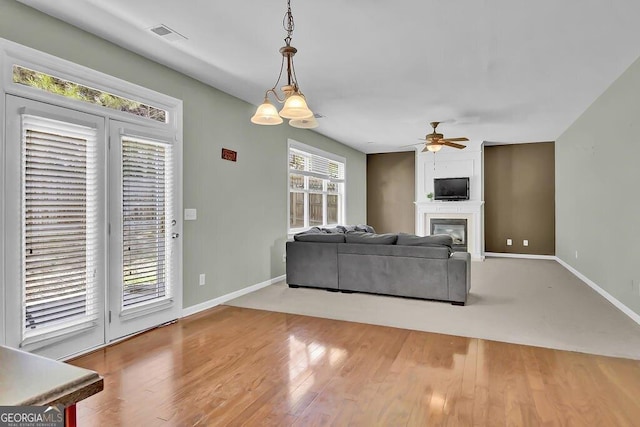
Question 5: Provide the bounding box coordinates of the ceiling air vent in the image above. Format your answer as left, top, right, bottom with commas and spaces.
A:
149, 24, 187, 42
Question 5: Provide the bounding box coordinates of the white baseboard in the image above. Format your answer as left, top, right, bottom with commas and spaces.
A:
182, 275, 286, 318
555, 257, 640, 327
485, 252, 556, 260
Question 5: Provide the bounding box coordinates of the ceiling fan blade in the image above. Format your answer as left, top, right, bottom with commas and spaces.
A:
443, 141, 467, 149
441, 137, 469, 142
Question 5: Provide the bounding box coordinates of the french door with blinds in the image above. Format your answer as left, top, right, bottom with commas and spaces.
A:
108, 121, 180, 340
4, 95, 106, 359
4, 97, 180, 359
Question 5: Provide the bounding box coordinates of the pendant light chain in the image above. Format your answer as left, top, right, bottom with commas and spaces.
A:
283, 0, 295, 46
283, 0, 298, 91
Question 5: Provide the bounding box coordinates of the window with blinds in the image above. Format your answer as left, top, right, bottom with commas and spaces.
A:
21, 114, 99, 342
121, 137, 173, 310
288, 144, 345, 232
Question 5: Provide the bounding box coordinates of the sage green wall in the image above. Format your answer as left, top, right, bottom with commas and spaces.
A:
556, 55, 640, 317
0, 0, 367, 309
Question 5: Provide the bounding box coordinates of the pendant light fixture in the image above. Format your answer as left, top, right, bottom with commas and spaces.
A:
289, 116, 319, 129
251, 0, 316, 127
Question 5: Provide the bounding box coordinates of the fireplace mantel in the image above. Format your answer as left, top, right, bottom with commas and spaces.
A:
415, 200, 485, 260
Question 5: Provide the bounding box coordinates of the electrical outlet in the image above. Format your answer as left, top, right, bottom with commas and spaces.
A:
506, 239, 512, 246
523, 239, 529, 247
199, 273, 206, 286
575, 250, 578, 259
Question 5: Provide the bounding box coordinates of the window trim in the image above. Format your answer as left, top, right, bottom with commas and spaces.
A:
287, 139, 346, 235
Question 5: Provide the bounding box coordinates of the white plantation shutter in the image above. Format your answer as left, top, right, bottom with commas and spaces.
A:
121, 137, 173, 310
21, 114, 99, 343
308, 153, 345, 182
288, 148, 345, 182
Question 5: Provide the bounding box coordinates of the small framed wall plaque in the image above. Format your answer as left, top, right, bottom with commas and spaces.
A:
221, 148, 237, 162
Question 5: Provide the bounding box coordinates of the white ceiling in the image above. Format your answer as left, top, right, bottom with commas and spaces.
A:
18, 0, 640, 154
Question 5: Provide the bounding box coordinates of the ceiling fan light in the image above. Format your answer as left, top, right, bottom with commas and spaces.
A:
279, 93, 314, 119
425, 143, 443, 152
251, 99, 283, 125
289, 116, 319, 129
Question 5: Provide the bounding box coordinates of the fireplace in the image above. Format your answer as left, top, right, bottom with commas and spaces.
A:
430, 218, 467, 252
416, 201, 483, 259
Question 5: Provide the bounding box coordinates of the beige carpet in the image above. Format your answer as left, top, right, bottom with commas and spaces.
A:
227, 258, 640, 360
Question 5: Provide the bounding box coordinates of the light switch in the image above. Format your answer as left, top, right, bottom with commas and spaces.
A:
184, 208, 197, 221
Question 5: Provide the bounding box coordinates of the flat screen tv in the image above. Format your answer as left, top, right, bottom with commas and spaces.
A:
434, 177, 469, 201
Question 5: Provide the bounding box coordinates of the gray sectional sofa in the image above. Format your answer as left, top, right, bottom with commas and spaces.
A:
286, 226, 471, 305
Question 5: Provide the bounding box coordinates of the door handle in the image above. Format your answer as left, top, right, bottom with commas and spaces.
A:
172, 233, 180, 239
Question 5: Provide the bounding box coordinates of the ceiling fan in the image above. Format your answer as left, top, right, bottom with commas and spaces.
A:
420, 121, 468, 152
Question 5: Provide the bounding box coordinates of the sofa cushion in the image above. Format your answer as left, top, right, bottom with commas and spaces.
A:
294, 232, 346, 243
354, 224, 376, 233
396, 233, 453, 249
296, 226, 323, 234
322, 227, 345, 234
345, 231, 397, 245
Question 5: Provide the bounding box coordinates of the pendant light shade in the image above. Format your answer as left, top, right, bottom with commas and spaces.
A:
250, 98, 283, 125
289, 115, 319, 129
279, 93, 313, 119
426, 143, 443, 152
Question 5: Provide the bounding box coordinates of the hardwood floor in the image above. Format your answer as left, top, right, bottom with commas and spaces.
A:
70, 305, 640, 426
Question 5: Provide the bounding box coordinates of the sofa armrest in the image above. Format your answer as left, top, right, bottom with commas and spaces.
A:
286, 241, 339, 289
448, 252, 471, 303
